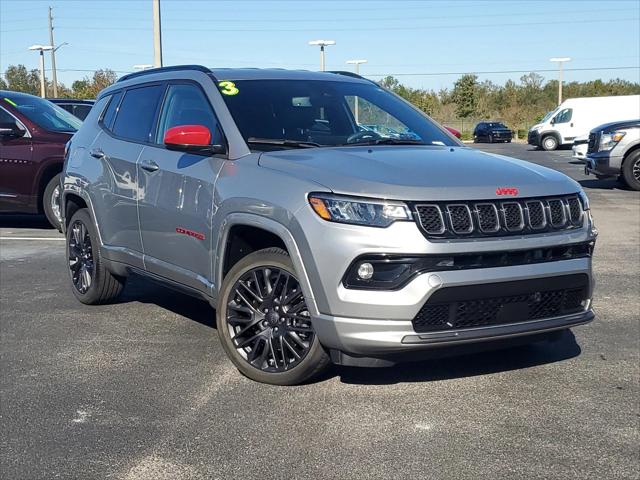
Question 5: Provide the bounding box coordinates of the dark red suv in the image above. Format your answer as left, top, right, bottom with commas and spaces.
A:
0, 90, 82, 229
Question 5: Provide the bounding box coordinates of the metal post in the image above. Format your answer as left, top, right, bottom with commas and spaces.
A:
39, 51, 46, 98
558, 61, 563, 105
320, 45, 325, 71
48, 6, 58, 97
152, 0, 163, 67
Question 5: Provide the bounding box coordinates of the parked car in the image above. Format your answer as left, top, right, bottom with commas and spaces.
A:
584, 119, 640, 190
473, 122, 512, 143
572, 135, 589, 161
62, 66, 596, 385
0, 90, 81, 229
49, 98, 95, 120
444, 126, 461, 138
528, 95, 640, 151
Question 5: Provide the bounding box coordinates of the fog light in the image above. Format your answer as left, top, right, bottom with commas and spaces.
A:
357, 262, 374, 280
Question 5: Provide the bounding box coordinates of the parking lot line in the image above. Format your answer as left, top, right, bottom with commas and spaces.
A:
0, 236, 66, 241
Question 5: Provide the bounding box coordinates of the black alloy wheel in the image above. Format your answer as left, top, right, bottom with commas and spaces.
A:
68, 219, 94, 294
226, 266, 315, 373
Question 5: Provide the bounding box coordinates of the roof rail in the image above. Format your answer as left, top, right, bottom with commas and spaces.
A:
117, 64, 212, 83
327, 70, 378, 85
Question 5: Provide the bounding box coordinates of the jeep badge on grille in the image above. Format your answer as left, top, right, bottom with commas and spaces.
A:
496, 187, 519, 196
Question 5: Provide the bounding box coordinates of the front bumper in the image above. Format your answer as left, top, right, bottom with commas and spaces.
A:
315, 308, 594, 358
528, 130, 541, 146
312, 258, 594, 356
585, 152, 623, 177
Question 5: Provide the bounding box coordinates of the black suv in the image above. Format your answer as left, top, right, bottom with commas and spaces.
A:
473, 122, 513, 143
49, 99, 94, 120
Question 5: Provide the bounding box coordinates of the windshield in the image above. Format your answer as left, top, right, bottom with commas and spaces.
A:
217, 79, 457, 149
4, 94, 82, 132
541, 108, 559, 123
487, 122, 507, 129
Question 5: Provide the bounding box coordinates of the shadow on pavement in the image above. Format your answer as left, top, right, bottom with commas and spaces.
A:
579, 178, 628, 191
118, 274, 216, 328
0, 214, 54, 229
334, 330, 581, 385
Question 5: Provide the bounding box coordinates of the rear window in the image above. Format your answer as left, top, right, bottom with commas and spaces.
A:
2, 94, 81, 132
111, 85, 164, 143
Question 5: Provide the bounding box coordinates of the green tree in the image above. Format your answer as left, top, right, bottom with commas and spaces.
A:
451, 74, 480, 121
71, 69, 118, 98
2, 64, 40, 95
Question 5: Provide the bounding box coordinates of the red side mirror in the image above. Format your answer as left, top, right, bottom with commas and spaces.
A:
164, 124, 211, 148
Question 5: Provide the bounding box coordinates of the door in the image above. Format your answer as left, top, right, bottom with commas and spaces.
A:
0, 107, 33, 212
94, 85, 164, 260
137, 82, 225, 293
551, 108, 575, 143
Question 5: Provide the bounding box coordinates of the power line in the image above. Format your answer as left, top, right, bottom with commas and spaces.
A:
366, 66, 640, 77
50, 17, 640, 32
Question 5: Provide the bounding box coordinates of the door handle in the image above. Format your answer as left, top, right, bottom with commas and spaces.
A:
570, 123, 574, 127
90, 148, 104, 159
140, 160, 159, 172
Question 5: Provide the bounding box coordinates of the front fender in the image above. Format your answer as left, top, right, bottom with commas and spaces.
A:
214, 213, 320, 317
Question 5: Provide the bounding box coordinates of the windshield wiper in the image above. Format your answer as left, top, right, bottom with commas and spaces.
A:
343, 138, 426, 146
247, 137, 321, 148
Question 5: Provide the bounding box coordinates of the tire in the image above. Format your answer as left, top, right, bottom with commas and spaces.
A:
66, 208, 125, 304
621, 150, 640, 191
216, 247, 330, 385
43, 173, 62, 231
541, 135, 558, 151
507, 139, 512, 143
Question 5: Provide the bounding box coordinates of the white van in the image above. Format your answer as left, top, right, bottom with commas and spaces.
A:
528, 95, 640, 151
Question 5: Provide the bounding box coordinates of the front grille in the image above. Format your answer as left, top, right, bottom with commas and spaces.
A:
587, 132, 599, 154
413, 194, 583, 239
412, 274, 589, 333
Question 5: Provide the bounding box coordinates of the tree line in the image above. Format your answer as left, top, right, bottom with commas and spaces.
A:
0, 64, 118, 100
380, 73, 640, 138
1, 64, 638, 138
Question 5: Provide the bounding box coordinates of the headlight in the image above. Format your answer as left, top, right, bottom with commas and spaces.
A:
308, 193, 412, 227
578, 189, 590, 210
598, 131, 626, 151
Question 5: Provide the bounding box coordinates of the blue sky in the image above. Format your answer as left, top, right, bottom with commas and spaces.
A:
1, 0, 639, 91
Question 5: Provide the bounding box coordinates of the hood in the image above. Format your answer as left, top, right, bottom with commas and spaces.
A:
258, 145, 580, 201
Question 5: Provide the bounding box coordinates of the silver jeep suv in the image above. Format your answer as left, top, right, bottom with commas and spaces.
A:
62, 66, 596, 384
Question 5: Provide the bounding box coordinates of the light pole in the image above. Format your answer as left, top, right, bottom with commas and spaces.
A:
550, 57, 571, 105
152, 0, 163, 67
308, 40, 335, 71
346, 59, 367, 124
28, 45, 53, 98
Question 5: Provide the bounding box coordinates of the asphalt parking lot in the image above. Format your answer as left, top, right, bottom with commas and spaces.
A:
1, 143, 638, 480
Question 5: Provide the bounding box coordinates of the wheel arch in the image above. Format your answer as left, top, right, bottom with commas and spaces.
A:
621, 142, 640, 167
36, 160, 63, 213
215, 213, 319, 316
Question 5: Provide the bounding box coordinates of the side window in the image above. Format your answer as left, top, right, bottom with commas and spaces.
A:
156, 83, 221, 144
554, 108, 573, 124
112, 85, 164, 143
0, 107, 16, 124
101, 91, 123, 130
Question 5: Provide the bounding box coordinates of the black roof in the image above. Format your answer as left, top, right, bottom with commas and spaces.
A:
49, 98, 95, 105
591, 119, 640, 132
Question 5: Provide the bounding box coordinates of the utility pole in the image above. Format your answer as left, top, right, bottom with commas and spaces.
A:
550, 57, 571, 105
152, 0, 163, 67
346, 60, 367, 124
48, 6, 58, 97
